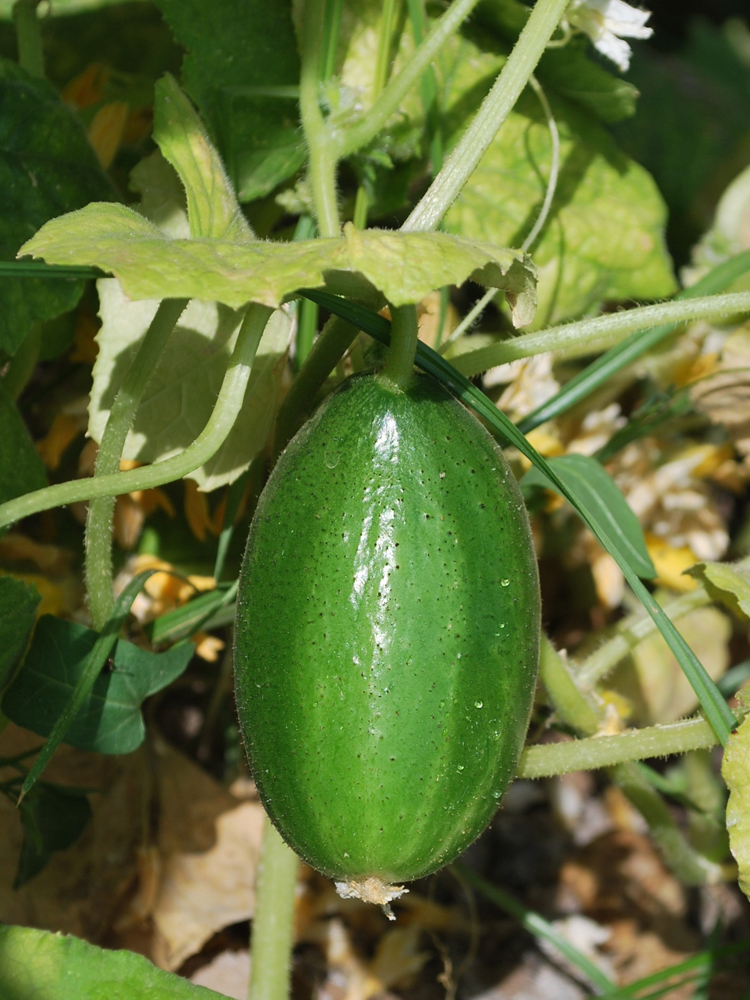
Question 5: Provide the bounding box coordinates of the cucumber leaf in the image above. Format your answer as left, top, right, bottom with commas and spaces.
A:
0, 924, 225, 999
0, 575, 40, 691
20, 210, 536, 322
441, 45, 675, 325
0, 59, 113, 355
2, 614, 193, 756
522, 454, 655, 580
302, 289, 736, 745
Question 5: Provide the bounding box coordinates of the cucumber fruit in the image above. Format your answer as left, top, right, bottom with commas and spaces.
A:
234, 371, 540, 898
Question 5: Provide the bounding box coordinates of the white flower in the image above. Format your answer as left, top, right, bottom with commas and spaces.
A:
566, 0, 653, 72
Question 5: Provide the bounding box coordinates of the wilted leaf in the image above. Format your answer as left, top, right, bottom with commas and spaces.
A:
2, 616, 193, 754
152, 0, 303, 202
22, 209, 536, 320
0, 924, 225, 999
0, 575, 40, 690
723, 710, 750, 902
687, 557, 750, 620
89, 281, 292, 491
0, 59, 113, 354
0, 383, 47, 511
0, 724, 142, 940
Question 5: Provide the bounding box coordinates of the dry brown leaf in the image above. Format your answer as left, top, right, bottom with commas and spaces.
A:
148, 739, 265, 971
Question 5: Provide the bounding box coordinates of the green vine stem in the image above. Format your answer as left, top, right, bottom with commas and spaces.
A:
248, 816, 300, 1000
334, 0, 480, 159
0, 303, 273, 530
13, 0, 44, 78
274, 313, 359, 454
518, 714, 727, 779
539, 635, 723, 884
378, 304, 419, 391
298, 0, 341, 237
575, 586, 712, 690
402, 0, 569, 232
614, 761, 723, 885
452, 291, 750, 377
85, 299, 187, 629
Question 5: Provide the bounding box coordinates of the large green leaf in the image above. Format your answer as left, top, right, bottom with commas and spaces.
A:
0, 382, 47, 511
0, 575, 40, 690
89, 281, 292, 491
20, 208, 537, 320
152, 0, 303, 202
0, 59, 113, 355
1, 615, 193, 755
0, 924, 224, 999
441, 45, 675, 325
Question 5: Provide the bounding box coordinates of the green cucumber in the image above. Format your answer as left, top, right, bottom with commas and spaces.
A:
234, 371, 540, 902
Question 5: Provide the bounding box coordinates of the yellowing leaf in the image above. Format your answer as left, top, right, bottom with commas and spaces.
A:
21, 207, 536, 320
722, 711, 750, 901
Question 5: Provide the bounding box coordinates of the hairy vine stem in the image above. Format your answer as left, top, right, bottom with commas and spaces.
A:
84, 298, 187, 629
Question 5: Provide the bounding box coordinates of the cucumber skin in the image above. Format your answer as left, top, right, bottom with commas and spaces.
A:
234, 372, 540, 884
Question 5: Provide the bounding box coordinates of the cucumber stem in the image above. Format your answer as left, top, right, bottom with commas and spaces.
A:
248, 816, 299, 1000
85, 298, 187, 629
378, 304, 418, 392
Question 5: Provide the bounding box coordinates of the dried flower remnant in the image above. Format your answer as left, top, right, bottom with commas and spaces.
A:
566, 0, 653, 72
